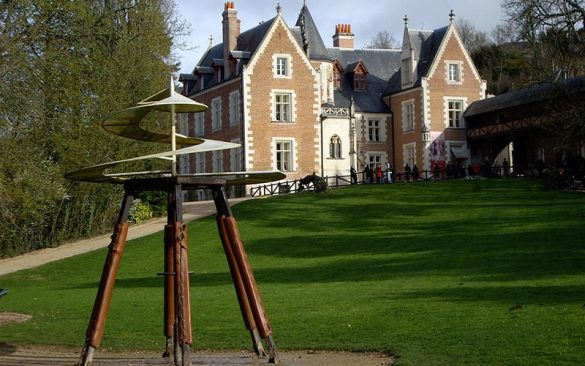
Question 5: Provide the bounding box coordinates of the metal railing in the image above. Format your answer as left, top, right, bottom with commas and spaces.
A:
250, 165, 517, 197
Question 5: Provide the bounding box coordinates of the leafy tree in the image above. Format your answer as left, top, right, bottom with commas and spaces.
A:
0, 0, 188, 257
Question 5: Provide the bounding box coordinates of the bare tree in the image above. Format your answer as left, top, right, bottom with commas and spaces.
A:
455, 18, 491, 52
491, 22, 519, 45
365, 30, 399, 49
502, 0, 585, 78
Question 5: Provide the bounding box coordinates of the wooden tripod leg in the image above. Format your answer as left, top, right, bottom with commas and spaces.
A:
173, 222, 192, 366
216, 215, 266, 356
162, 225, 175, 358
211, 187, 278, 364
80, 192, 133, 366
223, 217, 279, 364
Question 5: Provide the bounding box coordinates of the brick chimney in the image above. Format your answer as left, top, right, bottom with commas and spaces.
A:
222, 2, 240, 79
333, 24, 354, 49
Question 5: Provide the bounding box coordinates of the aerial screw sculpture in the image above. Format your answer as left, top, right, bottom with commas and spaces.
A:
66, 78, 283, 365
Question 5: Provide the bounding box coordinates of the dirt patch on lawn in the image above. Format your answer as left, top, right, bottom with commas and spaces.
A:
0, 343, 393, 365
0, 312, 32, 326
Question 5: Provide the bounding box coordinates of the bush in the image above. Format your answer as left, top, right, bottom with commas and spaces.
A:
128, 199, 153, 224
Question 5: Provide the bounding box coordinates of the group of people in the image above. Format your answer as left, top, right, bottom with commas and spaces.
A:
359, 163, 394, 184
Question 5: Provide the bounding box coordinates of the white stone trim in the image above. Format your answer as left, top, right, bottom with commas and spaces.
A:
245, 16, 318, 81
445, 60, 464, 84
426, 23, 483, 82
272, 53, 293, 79
242, 67, 254, 170
270, 89, 296, 122
401, 99, 416, 133
443, 96, 468, 128
403, 142, 417, 168
271, 137, 297, 172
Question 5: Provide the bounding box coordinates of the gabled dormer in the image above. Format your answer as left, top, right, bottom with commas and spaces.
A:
346, 60, 368, 91
333, 60, 344, 90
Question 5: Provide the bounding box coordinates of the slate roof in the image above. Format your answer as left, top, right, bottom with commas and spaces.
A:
293, 4, 330, 61
184, 18, 276, 96
386, 26, 448, 94
464, 76, 585, 117
328, 48, 401, 113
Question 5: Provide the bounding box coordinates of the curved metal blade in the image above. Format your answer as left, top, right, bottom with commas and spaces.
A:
65, 139, 239, 183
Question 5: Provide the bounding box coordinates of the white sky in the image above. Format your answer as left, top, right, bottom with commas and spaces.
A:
174, 0, 505, 75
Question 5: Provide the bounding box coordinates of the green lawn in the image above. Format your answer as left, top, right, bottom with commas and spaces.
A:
1, 179, 584, 365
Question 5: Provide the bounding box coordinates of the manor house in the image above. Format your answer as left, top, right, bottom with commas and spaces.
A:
178, 2, 486, 188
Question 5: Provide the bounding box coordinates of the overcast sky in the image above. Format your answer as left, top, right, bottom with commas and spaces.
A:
175, 0, 505, 75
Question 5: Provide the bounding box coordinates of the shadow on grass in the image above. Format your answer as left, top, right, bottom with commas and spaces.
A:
387, 284, 585, 305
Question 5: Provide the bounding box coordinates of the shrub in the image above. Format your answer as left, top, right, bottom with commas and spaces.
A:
128, 199, 153, 224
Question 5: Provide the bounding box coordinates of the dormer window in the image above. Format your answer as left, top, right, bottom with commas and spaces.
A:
349, 60, 368, 91
333, 61, 344, 90
273, 54, 292, 78
354, 71, 367, 90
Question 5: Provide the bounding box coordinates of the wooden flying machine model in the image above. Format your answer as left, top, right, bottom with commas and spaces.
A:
65, 79, 283, 366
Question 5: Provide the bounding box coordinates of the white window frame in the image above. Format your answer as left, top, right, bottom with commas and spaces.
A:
272, 138, 296, 172
194, 112, 205, 136
367, 153, 384, 169
212, 150, 223, 172
211, 97, 222, 131
230, 138, 242, 172
196, 152, 206, 173
229, 91, 240, 126
368, 119, 381, 142
446, 61, 463, 84
273, 54, 292, 78
444, 97, 467, 128
271, 90, 295, 122
403, 142, 416, 168
402, 99, 415, 133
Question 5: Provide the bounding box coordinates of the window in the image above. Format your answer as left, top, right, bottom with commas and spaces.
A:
196, 152, 205, 173
194, 112, 205, 136
354, 71, 367, 90
448, 63, 461, 83
211, 97, 222, 131
329, 135, 342, 159
368, 120, 381, 142
274, 54, 291, 78
275, 140, 293, 172
334, 70, 342, 89
231, 138, 242, 171
403, 101, 415, 132
229, 91, 240, 126
447, 100, 463, 128
212, 150, 223, 172
274, 92, 292, 122
404, 143, 416, 168
368, 154, 383, 169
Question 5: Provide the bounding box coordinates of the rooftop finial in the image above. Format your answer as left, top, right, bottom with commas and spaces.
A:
208, 34, 213, 48
403, 14, 409, 26
449, 9, 455, 22
276, 2, 281, 14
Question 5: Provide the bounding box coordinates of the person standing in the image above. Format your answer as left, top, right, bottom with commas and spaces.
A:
375, 164, 383, 184
502, 158, 510, 177
350, 166, 358, 184
386, 162, 393, 184
404, 163, 411, 182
